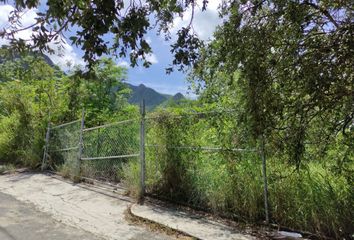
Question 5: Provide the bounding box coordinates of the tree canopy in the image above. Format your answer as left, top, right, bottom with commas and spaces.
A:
0, 0, 206, 69
191, 1, 353, 168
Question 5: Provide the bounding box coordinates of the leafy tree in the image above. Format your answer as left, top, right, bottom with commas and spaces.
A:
191, 1, 353, 168
0, 0, 205, 69
0, 50, 67, 166
71, 58, 133, 126
0, 49, 135, 166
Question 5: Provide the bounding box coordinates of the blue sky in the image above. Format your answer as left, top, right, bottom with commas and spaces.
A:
0, 1, 222, 97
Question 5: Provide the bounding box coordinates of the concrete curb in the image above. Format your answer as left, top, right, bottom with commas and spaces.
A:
126, 205, 196, 239
130, 203, 256, 240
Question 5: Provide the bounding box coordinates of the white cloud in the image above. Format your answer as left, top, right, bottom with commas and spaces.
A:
145, 36, 152, 45
0, 4, 13, 24
133, 48, 158, 65
19, 8, 37, 26
145, 53, 158, 64
0, 4, 84, 71
117, 60, 130, 68
47, 41, 85, 71
170, 0, 223, 41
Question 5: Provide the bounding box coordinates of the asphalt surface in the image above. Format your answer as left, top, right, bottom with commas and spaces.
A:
0, 192, 103, 240
0, 173, 174, 240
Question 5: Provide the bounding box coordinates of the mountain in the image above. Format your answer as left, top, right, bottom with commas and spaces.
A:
0, 46, 55, 67
126, 83, 185, 109
0, 47, 185, 109
173, 92, 185, 101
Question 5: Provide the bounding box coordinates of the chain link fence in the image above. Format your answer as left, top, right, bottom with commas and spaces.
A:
44, 119, 81, 176
143, 110, 268, 221
43, 115, 140, 185
41, 105, 352, 237
81, 119, 140, 183
42, 105, 269, 224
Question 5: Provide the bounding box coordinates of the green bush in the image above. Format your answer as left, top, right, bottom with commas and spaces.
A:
0, 81, 47, 168
0, 113, 21, 163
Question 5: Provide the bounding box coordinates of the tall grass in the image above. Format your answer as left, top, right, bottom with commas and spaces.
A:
121, 110, 353, 238
268, 162, 353, 238
123, 151, 353, 237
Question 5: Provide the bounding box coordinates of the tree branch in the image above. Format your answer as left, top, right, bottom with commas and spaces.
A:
303, 0, 339, 29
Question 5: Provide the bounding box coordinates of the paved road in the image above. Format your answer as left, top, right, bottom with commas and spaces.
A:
0, 173, 174, 240
0, 192, 103, 240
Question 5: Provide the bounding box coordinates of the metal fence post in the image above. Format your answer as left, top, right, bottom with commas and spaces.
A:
41, 121, 51, 171
260, 134, 270, 224
139, 99, 146, 202
76, 109, 85, 180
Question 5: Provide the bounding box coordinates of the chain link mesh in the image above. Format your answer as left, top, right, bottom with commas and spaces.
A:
47, 120, 81, 176
144, 111, 260, 214
81, 119, 140, 182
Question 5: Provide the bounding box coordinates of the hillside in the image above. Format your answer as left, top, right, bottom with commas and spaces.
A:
126, 83, 185, 109
0, 47, 185, 109
0, 46, 55, 67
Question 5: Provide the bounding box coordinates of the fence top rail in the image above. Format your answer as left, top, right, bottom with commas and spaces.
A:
51, 119, 81, 129
146, 144, 258, 152
83, 118, 139, 132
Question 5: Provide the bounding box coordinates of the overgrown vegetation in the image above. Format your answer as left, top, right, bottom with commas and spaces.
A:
0, 49, 133, 168
0, 163, 16, 174
0, 0, 353, 238
124, 105, 353, 238
0, 49, 352, 237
